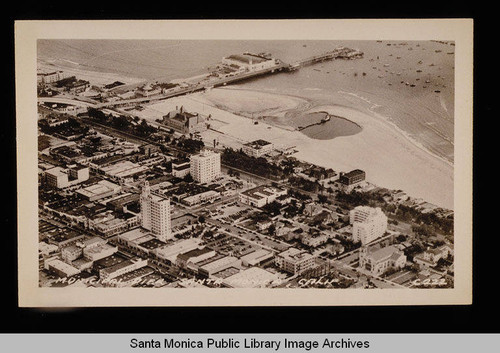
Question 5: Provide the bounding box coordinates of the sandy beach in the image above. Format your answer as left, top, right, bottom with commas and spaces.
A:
136, 87, 453, 210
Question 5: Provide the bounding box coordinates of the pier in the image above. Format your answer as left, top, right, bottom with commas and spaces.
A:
92, 47, 364, 109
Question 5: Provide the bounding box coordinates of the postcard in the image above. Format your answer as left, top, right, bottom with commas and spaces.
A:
15, 19, 473, 306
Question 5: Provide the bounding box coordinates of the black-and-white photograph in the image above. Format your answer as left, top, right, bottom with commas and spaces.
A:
15, 20, 473, 306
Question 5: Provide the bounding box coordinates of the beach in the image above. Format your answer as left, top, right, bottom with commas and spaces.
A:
134, 87, 454, 210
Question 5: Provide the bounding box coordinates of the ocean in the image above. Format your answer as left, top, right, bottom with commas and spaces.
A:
37, 39, 455, 165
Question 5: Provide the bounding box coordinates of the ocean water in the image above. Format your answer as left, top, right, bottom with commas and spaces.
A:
37, 39, 455, 164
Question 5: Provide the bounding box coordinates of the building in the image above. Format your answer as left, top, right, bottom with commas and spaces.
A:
140, 181, 172, 241
239, 185, 288, 208
221, 53, 278, 72
198, 256, 241, 278
182, 190, 220, 207
414, 244, 453, 268
242, 139, 274, 158
176, 247, 217, 271
161, 106, 207, 134
65, 79, 90, 94
349, 206, 388, 245
37, 70, 69, 84
275, 248, 316, 275
339, 169, 366, 191
44, 257, 80, 277
304, 202, 324, 217
301, 233, 329, 248
152, 238, 202, 265
76, 180, 121, 201
223, 267, 279, 288
359, 245, 406, 276
171, 158, 191, 178
98, 160, 149, 183
99, 257, 148, 282
92, 214, 140, 238
44, 165, 89, 189
190, 150, 221, 184
240, 249, 274, 267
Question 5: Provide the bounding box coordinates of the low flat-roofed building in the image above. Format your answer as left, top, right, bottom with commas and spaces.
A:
76, 180, 122, 201
176, 247, 217, 270
99, 257, 148, 282
110, 266, 155, 288
301, 233, 329, 248
223, 267, 279, 288
93, 253, 128, 272
44, 257, 80, 277
61, 244, 83, 262
116, 228, 162, 255
198, 256, 241, 278
182, 190, 220, 206
240, 249, 274, 267
359, 245, 406, 276
83, 242, 118, 262
92, 214, 140, 238
152, 238, 202, 264
239, 184, 287, 208
275, 247, 316, 275
100, 160, 149, 182
172, 158, 191, 178
242, 139, 274, 158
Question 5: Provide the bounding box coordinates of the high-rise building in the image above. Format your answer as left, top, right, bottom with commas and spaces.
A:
190, 150, 221, 184
140, 181, 172, 241
349, 206, 387, 245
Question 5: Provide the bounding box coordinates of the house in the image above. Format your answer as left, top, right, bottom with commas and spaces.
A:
414, 244, 453, 268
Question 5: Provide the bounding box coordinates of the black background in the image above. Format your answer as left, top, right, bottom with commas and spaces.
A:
4, 2, 491, 334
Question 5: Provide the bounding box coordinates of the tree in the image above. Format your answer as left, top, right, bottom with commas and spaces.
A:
318, 194, 328, 204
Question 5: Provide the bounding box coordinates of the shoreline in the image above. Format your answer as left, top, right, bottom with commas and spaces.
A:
185, 88, 454, 210
215, 86, 454, 169
37, 59, 147, 87
36, 61, 454, 209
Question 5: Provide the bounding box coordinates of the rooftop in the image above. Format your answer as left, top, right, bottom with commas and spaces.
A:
225, 54, 270, 65
364, 245, 403, 263
241, 185, 285, 200
223, 267, 278, 288
244, 139, 273, 149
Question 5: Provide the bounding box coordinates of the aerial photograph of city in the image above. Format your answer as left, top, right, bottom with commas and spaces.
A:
35, 37, 456, 291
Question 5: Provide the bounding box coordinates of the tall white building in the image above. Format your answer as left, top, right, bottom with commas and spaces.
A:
190, 150, 221, 184
349, 206, 387, 245
140, 181, 172, 241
